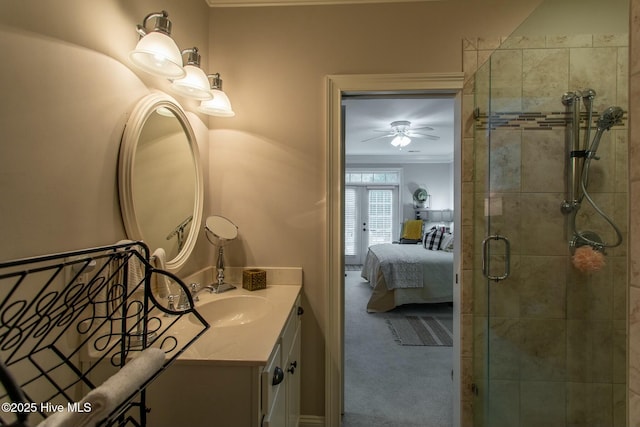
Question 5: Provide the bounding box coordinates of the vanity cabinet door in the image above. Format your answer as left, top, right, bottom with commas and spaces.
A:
262, 384, 286, 427
261, 296, 302, 427
285, 321, 301, 427
262, 344, 283, 421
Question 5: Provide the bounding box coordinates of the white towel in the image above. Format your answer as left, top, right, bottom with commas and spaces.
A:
115, 240, 145, 294
37, 348, 166, 427
150, 248, 172, 299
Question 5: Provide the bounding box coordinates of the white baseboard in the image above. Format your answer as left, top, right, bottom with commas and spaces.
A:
298, 415, 325, 427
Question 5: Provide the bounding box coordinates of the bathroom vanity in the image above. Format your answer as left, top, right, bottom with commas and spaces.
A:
146, 267, 302, 427
118, 90, 304, 426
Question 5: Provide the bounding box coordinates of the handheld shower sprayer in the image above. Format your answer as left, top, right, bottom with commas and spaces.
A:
598, 106, 625, 129
586, 106, 624, 159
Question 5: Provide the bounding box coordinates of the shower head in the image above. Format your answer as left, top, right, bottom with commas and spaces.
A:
596, 106, 624, 131
586, 106, 624, 159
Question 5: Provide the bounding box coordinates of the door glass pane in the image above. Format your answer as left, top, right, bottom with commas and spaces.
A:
373, 173, 386, 183
368, 189, 393, 245
344, 187, 357, 256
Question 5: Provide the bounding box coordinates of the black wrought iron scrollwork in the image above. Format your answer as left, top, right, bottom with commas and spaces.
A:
0, 242, 209, 427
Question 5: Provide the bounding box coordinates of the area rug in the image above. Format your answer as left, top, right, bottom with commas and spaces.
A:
386, 315, 453, 346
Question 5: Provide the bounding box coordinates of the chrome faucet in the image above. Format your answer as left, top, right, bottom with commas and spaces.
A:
197, 281, 236, 296
164, 294, 178, 317
176, 290, 190, 310
177, 283, 204, 310
191, 283, 217, 299
176, 282, 235, 309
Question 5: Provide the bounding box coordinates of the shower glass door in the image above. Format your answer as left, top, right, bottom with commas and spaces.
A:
472, 1, 628, 426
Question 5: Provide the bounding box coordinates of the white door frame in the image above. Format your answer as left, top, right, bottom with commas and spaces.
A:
325, 72, 464, 427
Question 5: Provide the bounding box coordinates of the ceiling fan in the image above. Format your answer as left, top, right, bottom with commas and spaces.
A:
361, 120, 439, 148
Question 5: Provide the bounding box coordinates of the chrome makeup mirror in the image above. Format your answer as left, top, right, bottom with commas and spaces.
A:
204, 215, 238, 293
119, 91, 204, 272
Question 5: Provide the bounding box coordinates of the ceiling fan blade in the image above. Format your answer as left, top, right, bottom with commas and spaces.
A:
409, 132, 440, 140
361, 133, 393, 142
410, 125, 435, 131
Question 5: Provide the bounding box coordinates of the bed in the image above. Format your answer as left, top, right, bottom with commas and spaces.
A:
361, 243, 454, 312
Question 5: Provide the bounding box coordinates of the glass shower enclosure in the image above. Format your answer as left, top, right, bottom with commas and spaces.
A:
471, 0, 629, 425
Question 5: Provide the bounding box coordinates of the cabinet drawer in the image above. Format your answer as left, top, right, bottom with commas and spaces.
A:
261, 343, 282, 417
281, 296, 301, 357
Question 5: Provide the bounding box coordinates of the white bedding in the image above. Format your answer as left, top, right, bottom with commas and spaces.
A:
361, 243, 454, 312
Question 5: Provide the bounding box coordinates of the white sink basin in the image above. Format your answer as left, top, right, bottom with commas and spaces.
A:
190, 295, 272, 327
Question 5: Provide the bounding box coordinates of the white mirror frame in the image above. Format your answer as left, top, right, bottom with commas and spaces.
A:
118, 91, 204, 273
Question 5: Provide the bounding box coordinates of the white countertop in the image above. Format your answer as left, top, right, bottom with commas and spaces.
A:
171, 267, 302, 366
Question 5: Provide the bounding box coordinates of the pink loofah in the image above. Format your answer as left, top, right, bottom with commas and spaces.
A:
572, 245, 606, 273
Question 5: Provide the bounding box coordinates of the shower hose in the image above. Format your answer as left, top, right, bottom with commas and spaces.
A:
571, 154, 623, 249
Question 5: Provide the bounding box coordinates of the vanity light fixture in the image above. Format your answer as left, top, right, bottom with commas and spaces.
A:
197, 74, 236, 117
169, 48, 214, 101
129, 11, 186, 79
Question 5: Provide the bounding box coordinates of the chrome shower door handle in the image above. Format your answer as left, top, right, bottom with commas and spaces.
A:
482, 234, 511, 281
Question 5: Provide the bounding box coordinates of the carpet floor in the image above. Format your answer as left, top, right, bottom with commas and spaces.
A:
342, 270, 453, 427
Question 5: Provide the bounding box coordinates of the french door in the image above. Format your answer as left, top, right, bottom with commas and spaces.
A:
344, 186, 398, 265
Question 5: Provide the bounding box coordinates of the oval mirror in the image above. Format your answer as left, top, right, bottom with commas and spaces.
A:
118, 91, 204, 273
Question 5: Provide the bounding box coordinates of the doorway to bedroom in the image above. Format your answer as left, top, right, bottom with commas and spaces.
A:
341, 94, 456, 427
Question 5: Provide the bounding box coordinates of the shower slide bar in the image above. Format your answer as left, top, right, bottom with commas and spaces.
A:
560, 89, 624, 250
561, 91, 586, 213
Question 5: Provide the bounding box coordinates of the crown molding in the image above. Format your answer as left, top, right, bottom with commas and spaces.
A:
206, 0, 442, 7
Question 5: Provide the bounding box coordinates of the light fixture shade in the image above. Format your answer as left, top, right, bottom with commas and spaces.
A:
129, 32, 185, 79
170, 65, 213, 100
198, 89, 235, 117
391, 135, 411, 147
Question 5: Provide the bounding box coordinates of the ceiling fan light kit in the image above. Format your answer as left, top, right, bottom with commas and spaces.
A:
391, 135, 411, 147
362, 120, 439, 149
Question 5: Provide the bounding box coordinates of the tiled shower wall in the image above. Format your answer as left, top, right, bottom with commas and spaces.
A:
629, 2, 640, 425
463, 33, 628, 427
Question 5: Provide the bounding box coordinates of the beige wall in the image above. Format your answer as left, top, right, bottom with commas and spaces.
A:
0, 0, 551, 422
0, 0, 212, 272
206, 0, 541, 417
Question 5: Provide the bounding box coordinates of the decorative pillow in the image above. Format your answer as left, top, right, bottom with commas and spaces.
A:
401, 219, 423, 241
423, 227, 446, 250
440, 233, 454, 252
